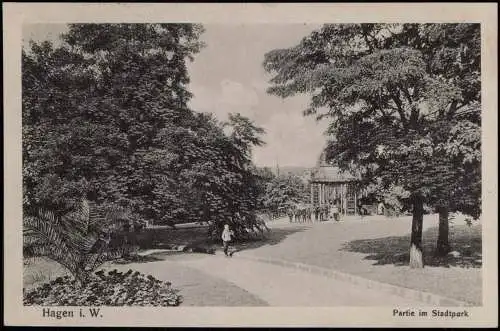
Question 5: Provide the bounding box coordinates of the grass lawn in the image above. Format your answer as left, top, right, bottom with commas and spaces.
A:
135, 225, 214, 249
238, 214, 483, 305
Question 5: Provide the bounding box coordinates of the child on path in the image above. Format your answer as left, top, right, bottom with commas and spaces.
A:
221, 224, 234, 257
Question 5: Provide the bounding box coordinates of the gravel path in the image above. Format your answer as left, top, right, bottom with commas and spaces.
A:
176, 254, 428, 306
108, 254, 268, 307
238, 215, 482, 305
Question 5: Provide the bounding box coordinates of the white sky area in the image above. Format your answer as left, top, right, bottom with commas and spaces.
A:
23, 24, 329, 168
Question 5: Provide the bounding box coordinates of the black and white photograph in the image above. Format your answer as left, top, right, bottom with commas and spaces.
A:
4, 2, 498, 328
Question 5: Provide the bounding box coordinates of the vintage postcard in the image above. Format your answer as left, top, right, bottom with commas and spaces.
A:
3, 2, 498, 327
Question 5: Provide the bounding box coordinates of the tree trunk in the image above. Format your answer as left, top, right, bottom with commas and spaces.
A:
409, 194, 424, 268
436, 205, 450, 256
73, 266, 90, 288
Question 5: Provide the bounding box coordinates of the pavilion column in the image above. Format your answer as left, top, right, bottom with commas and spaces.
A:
340, 184, 343, 214
323, 184, 328, 205
354, 191, 357, 215
320, 184, 324, 205
317, 184, 320, 205
311, 183, 314, 205
338, 184, 341, 211
323, 184, 326, 204
345, 184, 348, 216
318, 184, 322, 205
342, 184, 347, 216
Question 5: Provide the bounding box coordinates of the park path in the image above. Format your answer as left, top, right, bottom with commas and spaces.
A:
127, 214, 479, 306
242, 215, 481, 305
107, 255, 268, 307
174, 253, 428, 306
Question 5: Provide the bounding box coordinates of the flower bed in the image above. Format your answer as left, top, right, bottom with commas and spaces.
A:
23, 269, 182, 306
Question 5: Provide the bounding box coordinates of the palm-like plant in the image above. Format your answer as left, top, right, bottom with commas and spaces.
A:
23, 199, 122, 286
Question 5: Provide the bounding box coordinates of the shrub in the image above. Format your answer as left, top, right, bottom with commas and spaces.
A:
23, 270, 182, 306
23, 201, 120, 286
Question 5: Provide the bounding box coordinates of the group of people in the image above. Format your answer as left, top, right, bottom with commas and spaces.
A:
286, 206, 313, 223
267, 207, 288, 220
287, 203, 342, 223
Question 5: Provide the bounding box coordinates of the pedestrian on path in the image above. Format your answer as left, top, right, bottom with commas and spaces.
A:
222, 224, 235, 257
314, 205, 319, 222
377, 202, 385, 215
332, 204, 340, 222
287, 207, 294, 223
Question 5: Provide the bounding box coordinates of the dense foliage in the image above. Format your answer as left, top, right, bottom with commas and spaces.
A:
24, 270, 182, 306
23, 200, 115, 285
22, 23, 271, 300
23, 24, 265, 237
258, 172, 310, 212
263, 23, 481, 266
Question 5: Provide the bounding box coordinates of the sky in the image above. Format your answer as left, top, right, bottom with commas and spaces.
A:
23, 24, 329, 168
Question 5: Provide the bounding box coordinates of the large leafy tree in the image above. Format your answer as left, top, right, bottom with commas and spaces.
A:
23, 23, 267, 273
263, 23, 480, 268
177, 112, 266, 236
23, 24, 205, 216
22, 24, 207, 278
260, 173, 309, 212
252, 166, 277, 210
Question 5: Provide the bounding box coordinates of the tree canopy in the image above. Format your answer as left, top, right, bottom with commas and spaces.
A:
263, 23, 481, 265
23, 24, 266, 239
258, 171, 309, 211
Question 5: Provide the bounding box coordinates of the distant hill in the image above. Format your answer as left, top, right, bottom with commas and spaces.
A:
258, 165, 314, 179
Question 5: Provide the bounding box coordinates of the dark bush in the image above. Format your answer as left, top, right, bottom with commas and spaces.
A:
23, 270, 182, 306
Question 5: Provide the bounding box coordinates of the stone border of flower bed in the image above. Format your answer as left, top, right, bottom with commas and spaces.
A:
234, 253, 475, 307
